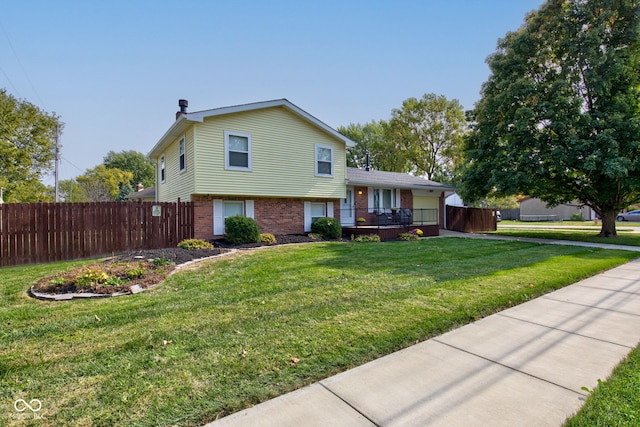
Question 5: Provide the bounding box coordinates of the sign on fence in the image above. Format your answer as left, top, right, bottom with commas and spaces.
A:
0, 201, 194, 267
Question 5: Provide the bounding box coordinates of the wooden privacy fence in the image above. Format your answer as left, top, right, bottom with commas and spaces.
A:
0, 201, 194, 267
446, 205, 497, 233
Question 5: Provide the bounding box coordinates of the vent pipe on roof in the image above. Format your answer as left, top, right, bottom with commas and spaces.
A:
176, 99, 188, 120
365, 150, 370, 171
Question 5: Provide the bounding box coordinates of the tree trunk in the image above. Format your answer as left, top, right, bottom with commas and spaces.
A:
598, 211, 617, 237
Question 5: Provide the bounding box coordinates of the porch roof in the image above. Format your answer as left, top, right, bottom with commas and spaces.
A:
346, 168, 455, 192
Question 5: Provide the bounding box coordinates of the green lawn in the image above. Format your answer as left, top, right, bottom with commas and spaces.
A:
494, 224, 640, 247
2, 238, 638, 426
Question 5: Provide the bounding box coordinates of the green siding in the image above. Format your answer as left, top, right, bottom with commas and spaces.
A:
193, 107, 346, 199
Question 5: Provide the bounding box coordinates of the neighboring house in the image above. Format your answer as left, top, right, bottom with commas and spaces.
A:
148, 99, 454, 239
519, 198, 594, 221
445, 192, 465, 208
126, 185, 156, 202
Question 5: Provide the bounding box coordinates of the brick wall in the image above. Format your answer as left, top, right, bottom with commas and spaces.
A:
191, 195, 339, 239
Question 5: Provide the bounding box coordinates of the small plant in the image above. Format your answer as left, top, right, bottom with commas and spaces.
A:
307, 233, 323, 240
352, 234, 381, 243
76, 269, 110, 286
311, 217, 342, 240
356, 217, 366, 223
152, 257, 172, 266
49, 277, 66, 286
411, 228, 424, 236
105, 276, 125, 287
126, 265, 147, 279
178, 239, 214, 250
398, 232, 420, 241
225, 215, 260, 245
259, 233, 277, 244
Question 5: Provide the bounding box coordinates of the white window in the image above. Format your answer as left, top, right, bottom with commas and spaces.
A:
179, 138, 186, 172
372, 188, 398, 212
310, 202, 326, 222
213, 199, 255, 235
315, 144, 333, 177
225, 131, 251, 170
160, 155, 165, 182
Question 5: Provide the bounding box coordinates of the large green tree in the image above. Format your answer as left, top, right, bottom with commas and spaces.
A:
76, 165, 133, 202
103, 150, 154, 188
0, 89, 61, 201
458, 0, 640, 237
338, 121, 409, 172
386, 93, 467, 182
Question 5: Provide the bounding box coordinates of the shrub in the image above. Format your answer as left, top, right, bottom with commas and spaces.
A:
259, 233, 277, 244
311, 217, 342, 240
570, 213, 585, 221
178, 239, 214, 250
352, 234, 381, 243
307, 233, 323, 240
398, 232, 420, 241
225, 215, 260, 245
152, 257, 172, 266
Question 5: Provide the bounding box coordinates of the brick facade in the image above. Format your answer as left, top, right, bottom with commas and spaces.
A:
192, 195, 339, 239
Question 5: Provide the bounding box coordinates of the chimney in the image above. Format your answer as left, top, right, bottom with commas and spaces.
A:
365, 150, 370, 171
136, 183, 144, 192
176, 99, 188, 119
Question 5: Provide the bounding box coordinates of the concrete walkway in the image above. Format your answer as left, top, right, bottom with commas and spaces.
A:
206, 236, 640, 427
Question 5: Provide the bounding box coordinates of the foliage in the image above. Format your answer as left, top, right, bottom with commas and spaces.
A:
339, 120, 408, 172
76, 165, 134, 201
259, 233, 277, 244
458, 0, 640, 238
178, 239, 215, 250
398, 232, 420, 241
103, 150, 155, 188
115, 183, 134, 201
356, 217, 366, 223
225, 215, 260, 244
3, 240, 637, 425
471, 195, 520, 210
307, 233, 323, 240
152, 257, 172, 266
570, 213, 585, 222
311, 217, 342, 239
0, 89, 61, 202
386, 93, 467, 181
350, 234, 381, 242
56, 179, 88, 202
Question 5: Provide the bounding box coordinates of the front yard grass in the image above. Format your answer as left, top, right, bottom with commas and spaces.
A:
494, 225, 640, 246
2, 238, 638, 426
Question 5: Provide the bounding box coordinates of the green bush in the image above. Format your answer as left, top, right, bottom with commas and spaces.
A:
259, 233, 277, 244
398, 232, 420, 241
311, 217, 342, 240
570, 213, 585, 221
178, 239, 214, 250
352, 234, 381, 243
225, 215, 260, 245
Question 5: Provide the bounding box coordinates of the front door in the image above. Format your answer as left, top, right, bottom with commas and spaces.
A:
341, 187, 355, 226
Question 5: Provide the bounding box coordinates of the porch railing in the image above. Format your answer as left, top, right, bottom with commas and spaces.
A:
338, 207, 438, 228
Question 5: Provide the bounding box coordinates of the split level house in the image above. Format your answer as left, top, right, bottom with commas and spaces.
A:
148, 99, 455, 240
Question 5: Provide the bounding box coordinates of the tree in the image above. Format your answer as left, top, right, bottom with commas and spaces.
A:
338, 121, 409, 172
458, 0, 640, 237
76, 165, 133, 202
0, 89, 61, 201
386, 93, 467, 182
103, 150, 154, 188
56, 179, 88, 202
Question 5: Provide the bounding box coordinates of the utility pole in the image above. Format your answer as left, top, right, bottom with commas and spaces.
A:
54, 125, 61, 202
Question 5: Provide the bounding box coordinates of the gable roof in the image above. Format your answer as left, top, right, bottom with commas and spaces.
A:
149, 99, 356, 159
346, 167, 455, 192
126, 186, 156, 200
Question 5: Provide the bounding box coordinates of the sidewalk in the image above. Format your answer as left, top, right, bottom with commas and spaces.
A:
206, 238, 640, 427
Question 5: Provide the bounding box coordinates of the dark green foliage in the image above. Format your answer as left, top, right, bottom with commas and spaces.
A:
311, 217, 342, 239
458, 0, 640, 238
225, 215, 260, 244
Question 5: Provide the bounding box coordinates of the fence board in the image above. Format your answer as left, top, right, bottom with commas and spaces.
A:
446, 206, 497, 233
0, 201, 194, 267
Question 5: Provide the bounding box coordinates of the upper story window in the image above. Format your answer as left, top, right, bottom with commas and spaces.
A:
315, 144, 333, 177
160, 155, 166, 182
225, 130, 251, 170
179, 137, 186, 172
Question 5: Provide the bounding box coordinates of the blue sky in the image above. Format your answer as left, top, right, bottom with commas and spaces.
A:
1, 0, 544, 185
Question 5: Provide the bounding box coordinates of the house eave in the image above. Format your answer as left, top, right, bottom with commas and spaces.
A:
148, 114, 203, 159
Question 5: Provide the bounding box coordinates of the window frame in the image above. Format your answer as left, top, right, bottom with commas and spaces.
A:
160, 155, 166, 183
315, 144, 334, 177
178, 137, 186, 172
310, 202, 327, 223
223, 201, 244, 218
224, 130, 252, 171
